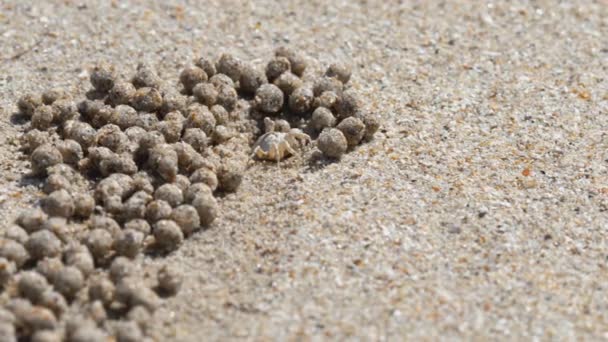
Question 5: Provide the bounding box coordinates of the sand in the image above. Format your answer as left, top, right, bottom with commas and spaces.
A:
1, 0, 608, 340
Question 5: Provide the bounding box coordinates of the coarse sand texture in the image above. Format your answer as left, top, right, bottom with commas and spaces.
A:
0, 0, 607, 340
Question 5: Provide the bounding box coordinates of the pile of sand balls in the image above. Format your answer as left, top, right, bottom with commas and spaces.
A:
1, 47, 378, 341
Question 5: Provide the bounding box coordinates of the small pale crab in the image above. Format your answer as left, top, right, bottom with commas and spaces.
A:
251, 117, 311, 162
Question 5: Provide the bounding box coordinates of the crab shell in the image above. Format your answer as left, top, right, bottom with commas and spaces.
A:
252, 129, 310, 162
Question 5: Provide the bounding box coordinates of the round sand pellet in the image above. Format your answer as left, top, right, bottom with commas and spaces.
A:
132, 87, 162, 113
335, 90, 360, 119
43, 174, 71, 194
18, 271, 50, 302
182, 128, 208, 153
18, 93, 42, 117
42, 88, 68, 105
317, 128, 348, 158
189, 168, 218, 191
156, 265, 182, 296
108, 81, 136, 107
4, 225, 28, 244
56, 139, 83, 165
216, 84, 238, 111
31, 144, 63, 176
184, 183, 213, 203
109, 257, 135, 283
52, 266, 84, 299
70, 325, 108, 342
288, 86, 314, 114
313, 76, 343, 96
160, 88, 187, 116
310, 106, 337, 131
210, 125, 235, 145
210, 104, 229, 125
336, 116, 365, 147
132, 62, 162, 89
85, 229, 114, 260
0, 258, 16, 287
326, 62, 352, 84
153, 220, 184, 252
114, 105, 139, 130
357, 112, 380, 141
265, 56, 290, 81
240, 64, 267, 94
64, 243, 95, 276
185, 104, 216, 136
170, 205, 200, 236
217, 159, 244, 193
132, 172, 155, 194
26, 231, 62, 261
312, 90, 339, 110
275, 46, 307, 76
64, 121, 96, 149
16, 305, 58, 331
215, 53, 242, 82
114, 320, 144, 342
90, 215, 122, 237
145, 200, 173, 223
190, 193, 218, 226
272, 71, 302, 96
0, 323, 15, 342
116, 277, 161, 311
147, 143, 179, 182
21, 129, 50, 153
31, 105, 55, 130
154, 184, 183, 207
124, 219, 151, 235
173, 174, 191, 193
156, 116, 184, 143
86, 301, 106, 324
126, 305, 151, 330
209, 73, 235, 89
42, 190, 74, 218
90, 62, 117, 93
180, 65, 207, 94
36, 258, 63, 283
192, 83, 217, 107
122, 191, 152, 221
114, 229, 144, 258
195, 57, 216, 78
38, 290, 68, 317
16, 208, 48, 233
72, 193, 95, 218
52, 98, 78, 123
255, 84, 284, 113
41, 217, 71, 244
88, 275, 115, 307
96, 125, 128, 153
31, 328, 62, 342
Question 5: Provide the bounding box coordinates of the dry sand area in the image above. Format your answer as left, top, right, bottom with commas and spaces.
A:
1, 0, 608, 340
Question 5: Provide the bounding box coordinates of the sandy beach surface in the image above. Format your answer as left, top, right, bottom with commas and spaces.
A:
1, 0, 608, 340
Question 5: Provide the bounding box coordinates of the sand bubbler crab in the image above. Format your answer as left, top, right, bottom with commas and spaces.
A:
251, 117, 311, 162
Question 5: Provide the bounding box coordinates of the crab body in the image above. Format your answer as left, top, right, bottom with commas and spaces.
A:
252, 129, 310, 162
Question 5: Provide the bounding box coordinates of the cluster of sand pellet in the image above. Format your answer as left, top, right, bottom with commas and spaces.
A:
0, 47, 378, 341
